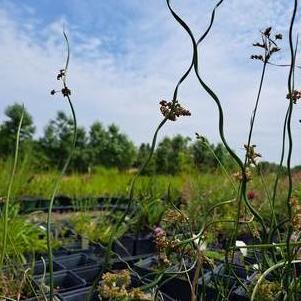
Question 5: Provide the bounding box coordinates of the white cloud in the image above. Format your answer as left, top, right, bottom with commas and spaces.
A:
0, 1, 300, 165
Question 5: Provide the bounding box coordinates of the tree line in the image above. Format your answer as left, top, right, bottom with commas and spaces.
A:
0, 103, 285, 174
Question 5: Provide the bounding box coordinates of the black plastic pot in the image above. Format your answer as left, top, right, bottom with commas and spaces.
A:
113, 233, 155, 257
133, 255, 163, 279
72, 254, 153, 287
73, 265, 103, 286
59, 286, 99, 301
36, 198, 50, 210
160, 275, 205, 301
135, 255, 199, 280
204, 263, 257, 300
112, 235, 135, 257
55, 253, 97, 270
111, 253, 153, 269
19, 197, 39, 213
89, 242, 107, 258
24, 294, 60, 301
30, 259, 65, 275
133, 233, 155, 255
33, 270, 86, 293
204, 272, 239, 300
51, 195, 72, 207
52, 205, 74, 213
96, 196, 129, 206
63, 239, 95, 255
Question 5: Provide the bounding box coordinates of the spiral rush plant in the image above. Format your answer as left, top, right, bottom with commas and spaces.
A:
101, 0, 227, 278
47, 31, 77, 300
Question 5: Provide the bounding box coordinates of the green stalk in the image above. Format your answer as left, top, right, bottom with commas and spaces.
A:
284, 0, 298, 296
0, 106, 24, 266
166, 0, 267, 244
104, 0, 225, 271
251, 260, 301, 301
47, 31, 77, 300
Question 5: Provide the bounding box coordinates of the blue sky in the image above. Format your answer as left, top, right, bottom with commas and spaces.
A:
0, 0, 301, 165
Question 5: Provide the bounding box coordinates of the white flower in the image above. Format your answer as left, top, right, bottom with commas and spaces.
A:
235, 240, 247, 257
192, 234, 207, 251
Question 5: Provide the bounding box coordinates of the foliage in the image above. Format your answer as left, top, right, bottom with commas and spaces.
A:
0, 207, 47, 262
0, 103, 35, 157
99, 270, 152, 301
0, 269, 35, 300
70, 211, 128, 245
0, 104, 244, 174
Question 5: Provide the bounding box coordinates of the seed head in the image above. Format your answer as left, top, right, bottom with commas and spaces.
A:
159, 99, 191, 121
286, 90, 301, 104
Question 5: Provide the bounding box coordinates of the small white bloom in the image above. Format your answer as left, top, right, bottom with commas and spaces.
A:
235, 240, 247, 257
39, 225, 46, 231
192, 234, 207, 251
252, 263, 259, 270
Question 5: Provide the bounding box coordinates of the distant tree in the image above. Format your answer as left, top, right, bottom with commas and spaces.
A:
155, 137, 172, 174
39, 111, 89, 171
102, 124, 136, 170
70, 127, 90, 172
191, 137, 215, 169
88, 121, 109, 166
258, 161, 282, 175
0, 103, 35, 157
155, 135, 191, 174
134, 143, 156, 175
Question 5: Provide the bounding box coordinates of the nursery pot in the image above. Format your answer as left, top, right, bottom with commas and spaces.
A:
19, 197, 39, 213
55, 253, 97, 270
62, 240, 96, 255
204, 263, 257, 300
112, 235, 135, 257
72, 264, 103, 286
29, 259, 65, 275
59, 286, 99, 301
133, 232, 155, 255
33, 270, 86, 293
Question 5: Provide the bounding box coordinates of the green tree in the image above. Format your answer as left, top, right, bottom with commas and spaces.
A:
134, 143, 156, 175
102, 124, 136, 170
191, 137, 215, 170
155, 135, 191, 174
39, 111, 89, 171
88, 121, 109, 166
155, 137, 172, 174
0, 103, 35, 157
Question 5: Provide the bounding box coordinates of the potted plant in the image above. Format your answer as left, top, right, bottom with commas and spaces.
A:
33, 270, 86, 294
98, 269, 153, 300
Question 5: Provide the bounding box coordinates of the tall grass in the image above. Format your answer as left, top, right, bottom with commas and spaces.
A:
0, 106, 24, 266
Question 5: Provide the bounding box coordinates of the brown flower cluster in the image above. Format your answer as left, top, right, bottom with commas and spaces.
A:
50, 68, 71, 98
233, 167, 252, 182
244, 144, 261, 166
155, 231, 193, 259
251, 27, 282, 63
160, 100, 191, 121
99, 270, 151, 301
286, 90, 301, 104
155, 232, 179, 252
163, 209, 188, 224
